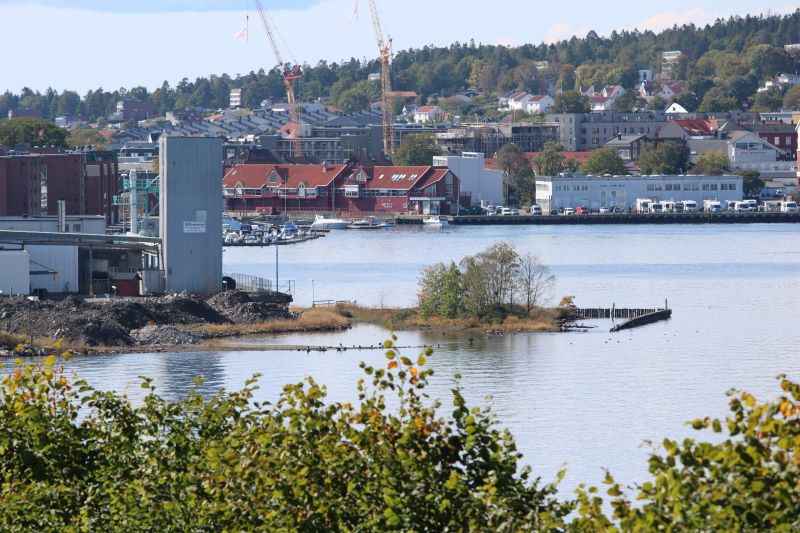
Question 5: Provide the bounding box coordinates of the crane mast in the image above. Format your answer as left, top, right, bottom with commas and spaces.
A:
367, 0, 395, 155
253, 0, 303, 157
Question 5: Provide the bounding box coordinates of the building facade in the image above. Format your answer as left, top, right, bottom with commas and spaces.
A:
433, 152, 502, 206
535, 173, 743, 213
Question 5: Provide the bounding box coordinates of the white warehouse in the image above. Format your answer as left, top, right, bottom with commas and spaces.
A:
535, 174, 744, 213
433, 152, 504, 206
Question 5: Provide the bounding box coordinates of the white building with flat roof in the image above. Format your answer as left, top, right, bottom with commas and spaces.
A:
535, 173, 743, 213
433, 152, 503, 206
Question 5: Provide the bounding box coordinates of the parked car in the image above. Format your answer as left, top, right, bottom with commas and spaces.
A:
500, 207, 519, 215
575, 206, 590, 215
610, 206, 625, 213
599, 207, 610, 214
529, 204, 542, 215
562, 208, 575, 215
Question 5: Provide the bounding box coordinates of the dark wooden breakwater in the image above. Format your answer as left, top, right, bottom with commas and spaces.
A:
610, 309, 672, 332
397, 212, 800, 225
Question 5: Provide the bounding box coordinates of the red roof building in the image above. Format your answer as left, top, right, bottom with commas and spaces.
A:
223, 163, 463, 215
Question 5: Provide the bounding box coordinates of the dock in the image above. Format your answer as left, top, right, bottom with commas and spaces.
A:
610, 309, 672, 332
576, 307, 661, 320
396, 212, 800, 225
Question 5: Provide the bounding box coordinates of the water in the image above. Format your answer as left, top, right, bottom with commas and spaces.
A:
47, 223, 800, 495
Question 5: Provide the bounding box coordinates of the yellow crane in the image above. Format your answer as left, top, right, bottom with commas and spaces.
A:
253, 0, 303, 158
367, 0, 396, 155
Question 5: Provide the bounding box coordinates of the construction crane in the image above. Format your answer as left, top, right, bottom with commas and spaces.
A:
253, 0, 303, 157
366, 0, 397, 155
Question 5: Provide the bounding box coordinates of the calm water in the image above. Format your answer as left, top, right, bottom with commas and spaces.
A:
54, 224, 800, 495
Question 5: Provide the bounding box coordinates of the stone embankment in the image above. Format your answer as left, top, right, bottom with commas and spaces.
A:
0, 290, 294, 347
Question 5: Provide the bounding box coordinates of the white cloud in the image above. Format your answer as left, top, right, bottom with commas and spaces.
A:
634, 8, 713, 33
543, 22, 589, 44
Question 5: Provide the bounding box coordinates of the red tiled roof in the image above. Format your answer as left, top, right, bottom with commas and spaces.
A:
591, 96, 611, 103
529, 95, 549, 102
416, 105, 437, 113
348, 166, 435, 190
223, 163, 348, 189
672, 118, 718, 136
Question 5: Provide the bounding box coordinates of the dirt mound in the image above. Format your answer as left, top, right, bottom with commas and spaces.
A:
207, 290, 295, 324
0, 289, 293, 347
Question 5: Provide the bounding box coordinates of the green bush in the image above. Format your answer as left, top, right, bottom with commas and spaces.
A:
0, 343, 570, 531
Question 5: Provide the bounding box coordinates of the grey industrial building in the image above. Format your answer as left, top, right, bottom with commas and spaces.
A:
159, 136, 223, 296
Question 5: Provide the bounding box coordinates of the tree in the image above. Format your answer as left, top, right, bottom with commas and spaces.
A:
646, 95, 667, 111
65, 127, 106, 149
750, 89, 784, 112
574, 376, 800, 531
736, 169, 765, 197
698, 87, 737, 112
495, 143, 533, 205
782, 85, 800, 109
580, 147, 628, 175
530, 141, 566, 177
516, 252, 555, 314
0, 348, 572, 531
692, 151, 729, 175
393, 133, 440, 165
611, 90, 647, 113
637, 141, 689, 175
0, 118, 67, 148
552, 90, 590, 113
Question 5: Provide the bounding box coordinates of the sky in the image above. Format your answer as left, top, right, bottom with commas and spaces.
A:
0, 0, 796, 94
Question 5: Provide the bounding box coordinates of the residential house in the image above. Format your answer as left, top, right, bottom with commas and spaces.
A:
222, 163, 462, 215
757, 73, 800, 93
112, 100, 156, 122
229, 88, 244, 108
603, 133, 650, 165
7, 108, 43, 119
591, 96, 613, 112
738, 122, 797, 161
525, 95, 554, 114
639, 80, 686, 102
414, 105, 443, 123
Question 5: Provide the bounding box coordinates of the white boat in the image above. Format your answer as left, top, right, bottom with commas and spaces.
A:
423, 215, 449, 228
348, 216, 395, 229
310, 214, 350, 230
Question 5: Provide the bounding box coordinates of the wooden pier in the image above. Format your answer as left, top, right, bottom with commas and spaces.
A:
396, 212, 800, 226
576, 307, 661, 320
610, 309, 672, 332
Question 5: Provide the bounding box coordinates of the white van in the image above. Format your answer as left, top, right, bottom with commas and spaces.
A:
781, 200, 798, 213
682, 200, 698, 212
529, 204, 542, 215
660, 201, 675, 213
649, 202, 664, 214
703, 199, 721, 212
735, 201, 755, 212
635, 198, 653, 213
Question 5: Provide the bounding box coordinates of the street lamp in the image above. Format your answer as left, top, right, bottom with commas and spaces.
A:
111, 285, 117, 299
311, 279, 315, 308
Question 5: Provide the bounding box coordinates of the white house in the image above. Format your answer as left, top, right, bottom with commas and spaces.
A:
758, 73, 800, 93
414, 105, 443, 123
525, 95, 554, 114
664, 102, 688, 114
535, 173, 743, 213
591, 96, 613, 111
433, 152, 503, 206
726, 131, 789, 171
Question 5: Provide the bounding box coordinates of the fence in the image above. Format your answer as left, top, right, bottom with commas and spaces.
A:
223, 272, 295, 295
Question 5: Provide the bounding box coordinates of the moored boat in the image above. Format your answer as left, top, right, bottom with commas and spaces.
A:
423, 215, 449, 228
310, 214, 350, 230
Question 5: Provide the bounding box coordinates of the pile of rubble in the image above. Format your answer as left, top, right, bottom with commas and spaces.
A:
0, 290, 293, 347
130, 325, 203, 346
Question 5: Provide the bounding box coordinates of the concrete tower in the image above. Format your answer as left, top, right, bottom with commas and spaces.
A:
159, 136, 223, 296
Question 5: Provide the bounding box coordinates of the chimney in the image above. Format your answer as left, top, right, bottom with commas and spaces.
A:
617, 132, 622, 140
322, 160, 328, 172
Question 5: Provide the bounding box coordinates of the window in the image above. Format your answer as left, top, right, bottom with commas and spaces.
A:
655, 184, 663, 191
702, 183, 711, 191
729, 183, 736, 190
647, 184, 655, 191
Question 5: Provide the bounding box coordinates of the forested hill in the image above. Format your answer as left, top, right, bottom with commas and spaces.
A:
2, 10, 799, 121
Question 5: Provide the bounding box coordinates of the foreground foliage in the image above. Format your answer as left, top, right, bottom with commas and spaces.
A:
0, 342, 570, 531
3, 344, 800, 530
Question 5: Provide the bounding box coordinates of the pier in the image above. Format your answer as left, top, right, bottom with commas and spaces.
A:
396, 212, 800, 225
576, 307, 662, 320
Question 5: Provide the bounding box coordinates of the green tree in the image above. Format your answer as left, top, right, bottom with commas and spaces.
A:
0, 118, 67, 148
698, 87, 737, 112
782, 85, 800, 109
574, 376, 800, 531
580, 147, 628, 175
495, 143, 533, 205
750, 89, 784, 112
736, 169, 765, 197
692, 151, 729, 175
637, 141, 689, 175
0, 348, 572, 531
530, 141, 566, 177
65, 127, 106, 149
393, 133, 440, 165
610, 90, 647, 112
552, 90, 590, 113
647, 95, 668, 111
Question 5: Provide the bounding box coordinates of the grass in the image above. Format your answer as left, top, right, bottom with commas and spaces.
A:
332, 304, 560, 333
182, 307, 350, 338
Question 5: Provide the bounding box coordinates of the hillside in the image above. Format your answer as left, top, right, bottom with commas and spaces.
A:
1, 10, 799, 122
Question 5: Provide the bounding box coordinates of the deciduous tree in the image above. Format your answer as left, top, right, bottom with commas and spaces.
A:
637, 141, 689, 175
0, 118, 67, 148
393, 133, 440, 165
552, 90, 590, 113
581, 147, 628, 175
692, 150, 729, 175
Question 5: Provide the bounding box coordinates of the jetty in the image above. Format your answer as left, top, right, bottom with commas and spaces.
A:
610, 308, 672, 332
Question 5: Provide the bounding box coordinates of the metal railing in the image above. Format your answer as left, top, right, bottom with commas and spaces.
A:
223, 272, 295, 295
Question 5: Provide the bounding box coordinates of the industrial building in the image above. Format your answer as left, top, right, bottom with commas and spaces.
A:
535, 174, 744, 213
433, 152, 503, 206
